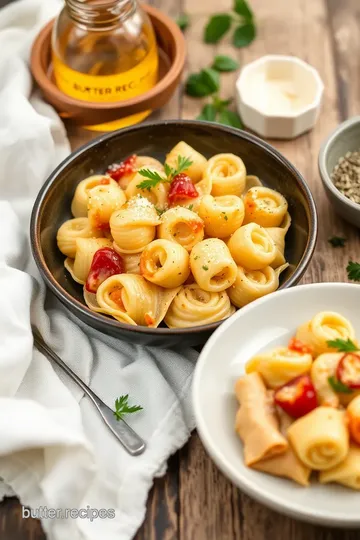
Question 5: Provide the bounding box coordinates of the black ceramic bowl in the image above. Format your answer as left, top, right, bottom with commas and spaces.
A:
30, 121, 317, 347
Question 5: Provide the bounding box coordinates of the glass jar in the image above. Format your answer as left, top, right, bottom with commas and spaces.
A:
52, 0, 159, 131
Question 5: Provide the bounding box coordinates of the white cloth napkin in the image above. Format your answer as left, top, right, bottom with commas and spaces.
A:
0, 1, 198, 539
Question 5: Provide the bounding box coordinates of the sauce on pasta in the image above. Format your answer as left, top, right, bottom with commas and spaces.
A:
56, 141, 290, 328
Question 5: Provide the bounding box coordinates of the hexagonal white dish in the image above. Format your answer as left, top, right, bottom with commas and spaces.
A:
236, 55, 324, 139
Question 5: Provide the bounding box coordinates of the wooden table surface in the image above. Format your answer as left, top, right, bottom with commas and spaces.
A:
2, 0, 360, 538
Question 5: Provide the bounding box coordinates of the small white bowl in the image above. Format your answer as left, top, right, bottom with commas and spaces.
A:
193, 283, 360, 527
236, 55, 324, 139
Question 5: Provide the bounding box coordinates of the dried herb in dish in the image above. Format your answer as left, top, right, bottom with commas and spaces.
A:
331, 150, 360, 204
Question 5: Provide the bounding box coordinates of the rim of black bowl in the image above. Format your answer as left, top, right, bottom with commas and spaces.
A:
30, 120, 318, 336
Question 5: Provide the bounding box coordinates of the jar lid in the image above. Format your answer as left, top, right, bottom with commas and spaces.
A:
30, 4, 186, 125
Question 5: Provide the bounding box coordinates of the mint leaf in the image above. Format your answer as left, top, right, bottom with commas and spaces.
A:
197, 104, 217, 122
218, 109, 243, 128
213, 96, 233, 110
212, 55, 240, 72
204, 14, 232, 43
185, 73, 213, 97
201, 68, 220, 93
233, 22, 256, 47
176, 13, 189, 31
234, 0, 254, 21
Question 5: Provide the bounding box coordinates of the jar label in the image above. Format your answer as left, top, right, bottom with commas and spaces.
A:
52, 43, 158, 103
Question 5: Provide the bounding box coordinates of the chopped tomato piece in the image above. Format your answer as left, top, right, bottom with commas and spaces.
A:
144, 313, 156, 326
337, 353, 360, 389
168, 173, 198, 204
109, 288, 125, 310
274, 375, 318, 418
85, 248, 124, 293
288, 337, 313, 355
99, 178, 111, 185
106, 154, 137, 181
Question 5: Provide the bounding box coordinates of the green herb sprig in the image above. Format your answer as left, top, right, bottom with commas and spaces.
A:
137, 155, 193, 191
114, 394, 143, 421
328, 376, 353, 394
204, 0, 256, 48
326, 338, 359, 353
328, 236, 347, 248
347, 261, 360, 282
197, 95, 242, 128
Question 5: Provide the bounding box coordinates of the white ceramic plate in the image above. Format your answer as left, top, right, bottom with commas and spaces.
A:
193, 283, 360, 527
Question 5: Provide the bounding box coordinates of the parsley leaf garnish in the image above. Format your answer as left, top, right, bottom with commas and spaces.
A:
328, 236, 347, 248
347, 261, 360, 282
326, 338, 359, 352
137, 155, 193, 191
202, 265, 209, 271
113, 394, 143, 421
328, 376, 353, 394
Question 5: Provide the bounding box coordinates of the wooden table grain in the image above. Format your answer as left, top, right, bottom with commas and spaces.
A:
2, 0, 360, 538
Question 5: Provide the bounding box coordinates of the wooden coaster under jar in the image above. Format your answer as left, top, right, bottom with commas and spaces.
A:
31, 3, 185, 131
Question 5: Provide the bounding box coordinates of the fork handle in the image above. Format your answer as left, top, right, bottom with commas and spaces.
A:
33, 330, 146, 456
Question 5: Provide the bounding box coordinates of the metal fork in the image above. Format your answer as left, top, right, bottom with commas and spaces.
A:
32, 329, 146, 456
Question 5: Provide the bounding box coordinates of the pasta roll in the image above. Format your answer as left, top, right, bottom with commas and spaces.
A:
64, 237, 112, 284
125, 170, 169, 210
158, 207, 204, 252
287, 407, 349, 470
205, 153, 246, 197
110, 196, 160, 254
234, 373, 288, 466
266, 213, 292, 268
252, 408, 311, 486
310, 353, 360, 407
227, 223, 277, 270
246, 347, 313, 389
190, 238, 237, 292
140, 239, 190, 288
296, 311, 356, 357
319, 445, 360, 490
84, 274, 179, 327
243, 187, 288, 227
165, 141, 207, 183
56, 217, 102, 258
88, 183, 126, 230
164, 284, 234, 328
71, 175, 116, 217
198, 194, 244, 238
228, 263, 288, 308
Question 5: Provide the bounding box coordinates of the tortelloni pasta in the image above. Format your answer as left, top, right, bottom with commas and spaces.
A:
243, 187, 288, 227
204, 153, 246, 196
319, 445, 360, 489
190, 239, 237, 292
165, 284, 234, 328
246, 347, 312, 389
228, 264, 288, 308
71, 175, 117, 218
57, 217, 102, 258
110, 196, 160, 253
266, 213, 291, 268
296, 311, 356, 356
198, 194, 244, 238
57, 141, 290, 328
287, 407, 349, 470
87, 183, 126, 230
84, 274, 179, 327
158, 207, 204, 252
65, 237, 112, 284
227, 223, 276, 270
140, 239, 190, 288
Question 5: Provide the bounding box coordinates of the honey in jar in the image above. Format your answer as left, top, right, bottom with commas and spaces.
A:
52, 0, 159, 131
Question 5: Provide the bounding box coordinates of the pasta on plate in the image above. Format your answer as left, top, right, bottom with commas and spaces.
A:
56, 141, 291, 328
234, 311, 360, 489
